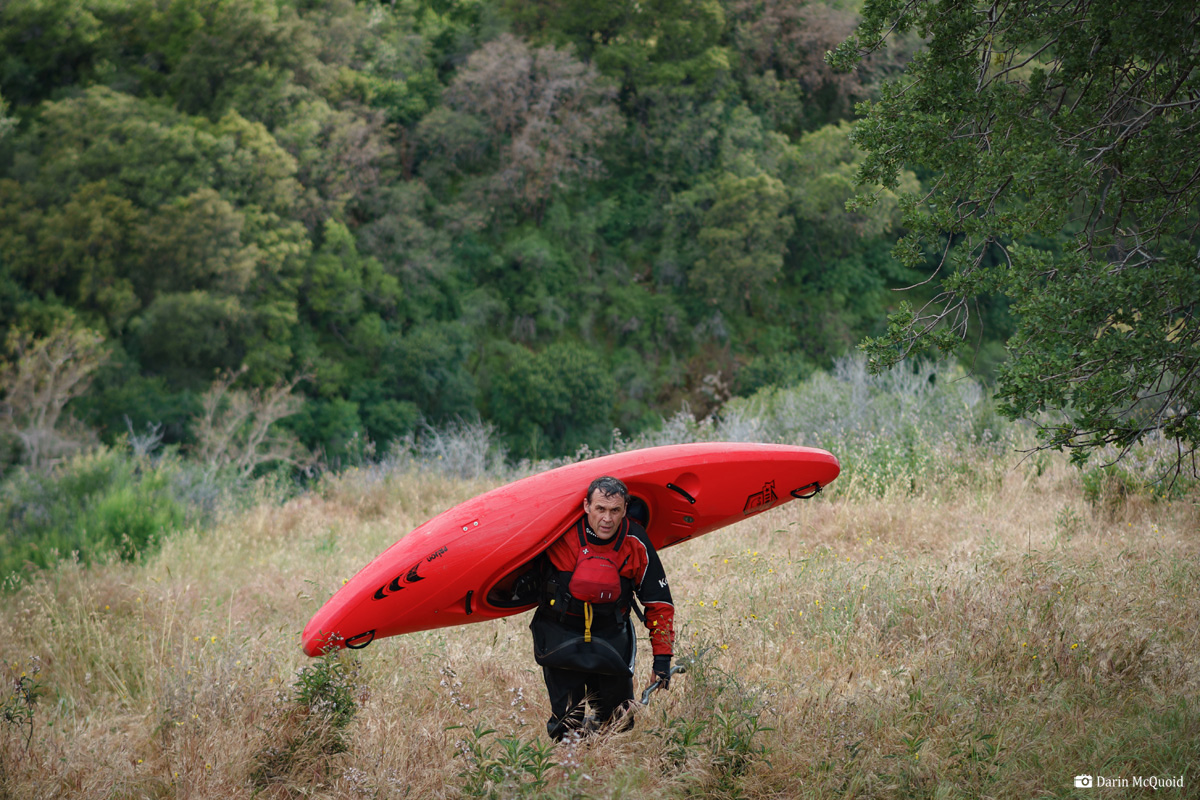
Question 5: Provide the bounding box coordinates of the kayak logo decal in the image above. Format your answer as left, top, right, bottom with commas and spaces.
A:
743, 481, 778, 515
373, 546, 449, 600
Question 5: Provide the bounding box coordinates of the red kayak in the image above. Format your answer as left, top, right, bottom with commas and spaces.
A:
302, 442, 839, 655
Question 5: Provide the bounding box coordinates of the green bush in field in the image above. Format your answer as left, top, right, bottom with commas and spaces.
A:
643, 355, 1014, 497
0, 446, 208, 583
1080, 434, 1200, 513
85, 470, 187, 560
376, 354, 1016, 498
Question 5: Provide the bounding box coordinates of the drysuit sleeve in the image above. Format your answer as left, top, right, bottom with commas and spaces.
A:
632, 529, 675, 657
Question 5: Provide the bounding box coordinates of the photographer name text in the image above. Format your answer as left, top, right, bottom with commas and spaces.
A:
1075, 775, 1185, 790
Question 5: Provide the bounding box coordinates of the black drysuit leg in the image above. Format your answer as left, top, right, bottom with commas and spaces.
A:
542, 666, 634, 740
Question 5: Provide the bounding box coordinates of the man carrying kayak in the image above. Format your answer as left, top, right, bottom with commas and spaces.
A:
527, 475, 675, 740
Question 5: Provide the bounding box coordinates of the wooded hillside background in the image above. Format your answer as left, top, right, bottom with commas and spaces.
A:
1, 0, 1001, 464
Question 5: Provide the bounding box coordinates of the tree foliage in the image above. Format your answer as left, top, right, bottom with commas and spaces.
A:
487, 340, 616, 458
831, 0, 1200, 476
0, 90, 12, 143
678, 172, 794, 312
0, 0, 937, 465
728, 0, 864, 133
441, 33, 620, 219
507, 0, 730, 92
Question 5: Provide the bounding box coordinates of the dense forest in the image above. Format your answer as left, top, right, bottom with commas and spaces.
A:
0, 0, 992, 466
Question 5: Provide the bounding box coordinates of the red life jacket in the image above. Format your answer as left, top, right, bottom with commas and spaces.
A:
568, 521, 628, 604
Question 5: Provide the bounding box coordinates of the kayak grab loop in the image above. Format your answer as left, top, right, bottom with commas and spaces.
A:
791, 482, 822, 500
465, 590, 474, 616
345, 629, 376, 649
666, 483, 697, 504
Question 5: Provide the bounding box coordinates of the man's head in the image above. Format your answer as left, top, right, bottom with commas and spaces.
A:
584, 476, 627, 541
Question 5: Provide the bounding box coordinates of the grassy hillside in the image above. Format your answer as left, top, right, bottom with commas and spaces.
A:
2, 363, 1196, 797
2, 439, 1197, 798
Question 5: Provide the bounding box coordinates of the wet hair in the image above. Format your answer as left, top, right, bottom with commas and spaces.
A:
586, 475, 628, 505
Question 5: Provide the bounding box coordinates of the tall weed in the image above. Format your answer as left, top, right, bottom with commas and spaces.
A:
654, 651, 773, 799
411, 418, 511, 480
250, 652, 362, 794
453, 723, 558, 800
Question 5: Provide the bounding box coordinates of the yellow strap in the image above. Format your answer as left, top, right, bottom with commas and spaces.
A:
583, 602, 593, 643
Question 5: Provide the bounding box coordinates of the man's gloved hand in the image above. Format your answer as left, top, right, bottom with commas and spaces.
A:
651, 654, 672, 690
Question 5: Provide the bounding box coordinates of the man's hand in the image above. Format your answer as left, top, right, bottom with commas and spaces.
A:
650, 654, 672, 691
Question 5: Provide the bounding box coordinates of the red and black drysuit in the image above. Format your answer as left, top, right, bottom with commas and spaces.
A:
528, 514, 674, 740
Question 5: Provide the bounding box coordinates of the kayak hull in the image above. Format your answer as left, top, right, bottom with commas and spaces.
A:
302, 443, 839, 655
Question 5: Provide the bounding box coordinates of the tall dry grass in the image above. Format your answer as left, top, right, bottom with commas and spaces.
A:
1, 448, 1198, 798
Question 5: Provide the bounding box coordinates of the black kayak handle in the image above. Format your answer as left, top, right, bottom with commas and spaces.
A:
791, 482, 822, 500
345, 629, 376, 649
666, 483, 696, 504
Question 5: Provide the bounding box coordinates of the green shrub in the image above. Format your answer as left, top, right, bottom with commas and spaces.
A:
1080, 435, 1198, 513
635, 355, 1013, 498
86, 470, 187, 559
1081, 463, 1140, 513
292, 651, 360, 732
1, 657, 43, 756
0, 446, 211, 584
654, 649, 772, 798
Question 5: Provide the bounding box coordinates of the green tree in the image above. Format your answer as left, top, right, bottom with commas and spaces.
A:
381, 322, 477, 422
139, 188, 257, 299
660, 105, 798, 315
687, 172, 794, 313
784, 121, 922, 359
290, 218, 411, 449
0, 89, 12, 142
487, 340, 616, 458
3, 181, 145, 334
0, 0, 111, 107
2, 86, 311, 388
301, 220, 402, 338
438, 33, 620, 220
791, 122, 914, 248
131, 291, 247, 380
830, 0, 1200, 475
355, 181, 461, 315
13, 87, 298, 211
70, 351, 198, 447
509, 0, 730, 93
160, 0, 318, 119
726, 0, 863, 134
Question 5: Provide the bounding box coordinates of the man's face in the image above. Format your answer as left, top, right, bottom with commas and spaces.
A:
584, 491, 626, 541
